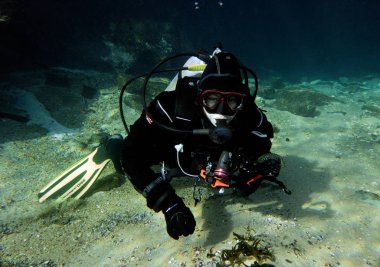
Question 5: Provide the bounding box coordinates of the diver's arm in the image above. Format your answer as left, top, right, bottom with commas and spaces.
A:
243, 110, 274, 160
121, 94, 196, 239
121, 113, 162, 192
121, 91, 177, 192
234, 109, 279, 195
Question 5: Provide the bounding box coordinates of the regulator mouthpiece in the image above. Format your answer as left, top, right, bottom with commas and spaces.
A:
209, 126, 232, 144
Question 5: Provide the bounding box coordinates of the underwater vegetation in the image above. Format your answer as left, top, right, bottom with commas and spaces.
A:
0, 255, 58, 267
207, 232, 275, 266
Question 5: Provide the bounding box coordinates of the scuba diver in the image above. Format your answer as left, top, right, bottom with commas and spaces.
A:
38, 47, 290, 240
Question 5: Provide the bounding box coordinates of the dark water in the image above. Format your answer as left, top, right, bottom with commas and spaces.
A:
1, 0, 380, 81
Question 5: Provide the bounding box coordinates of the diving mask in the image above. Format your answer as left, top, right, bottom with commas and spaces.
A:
200, 90, 245, 114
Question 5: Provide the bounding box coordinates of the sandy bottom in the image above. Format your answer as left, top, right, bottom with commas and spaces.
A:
0, 70, 379, 267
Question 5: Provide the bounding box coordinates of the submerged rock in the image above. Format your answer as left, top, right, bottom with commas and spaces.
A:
270, 86, 335, 117
81, 85, 97, 99
361, 104, 380, 114
260, 77, 286, 99
355, 190, 380, 202
44, 71, 71, 87
103, 18, 176, 74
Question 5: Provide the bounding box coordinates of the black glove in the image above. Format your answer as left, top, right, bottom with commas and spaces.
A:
162, 195, 196, 240
146, 182, 196, 240
256, 153, 282, 177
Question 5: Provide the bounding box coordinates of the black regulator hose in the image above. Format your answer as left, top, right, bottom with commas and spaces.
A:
119, 73, 146, 134
240, 65, 259, 100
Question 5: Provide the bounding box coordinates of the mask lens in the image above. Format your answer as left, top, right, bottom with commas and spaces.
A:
203, 92, 222, 109
226, 95, 242, 110
201, 90, 244, 112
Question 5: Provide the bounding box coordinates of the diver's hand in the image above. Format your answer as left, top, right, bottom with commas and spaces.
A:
257, 157, 282, 177
163, 197, 196, 240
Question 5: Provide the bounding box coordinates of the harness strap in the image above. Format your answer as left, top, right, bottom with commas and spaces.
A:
173, 76, 199, 128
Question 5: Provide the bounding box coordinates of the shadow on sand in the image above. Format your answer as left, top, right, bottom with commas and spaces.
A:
200, 155, 334, 246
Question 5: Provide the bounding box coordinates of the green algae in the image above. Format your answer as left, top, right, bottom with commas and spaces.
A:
207, 232, 275, 266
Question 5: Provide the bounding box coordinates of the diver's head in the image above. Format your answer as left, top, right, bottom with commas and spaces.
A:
198, 52, 247, 127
